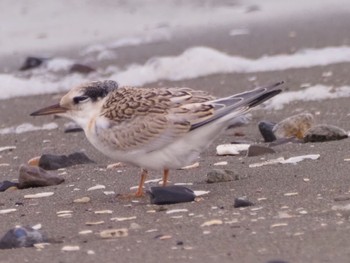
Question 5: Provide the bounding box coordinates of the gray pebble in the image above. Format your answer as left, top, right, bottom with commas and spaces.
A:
206, 169, 240, 183
18, 164, 64, 189
303, 124, 348, 142
246, 145, 276, 157
0, 226, 47, 249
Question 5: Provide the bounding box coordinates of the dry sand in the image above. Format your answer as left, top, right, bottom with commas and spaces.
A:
1, 8, 350, 263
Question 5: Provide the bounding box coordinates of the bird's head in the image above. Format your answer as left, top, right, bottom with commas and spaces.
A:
30, 80, 118, 129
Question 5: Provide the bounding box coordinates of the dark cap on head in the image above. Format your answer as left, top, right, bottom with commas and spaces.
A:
83, 80, 118, 101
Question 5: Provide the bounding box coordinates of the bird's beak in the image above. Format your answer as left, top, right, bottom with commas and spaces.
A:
30, 103, 68, 116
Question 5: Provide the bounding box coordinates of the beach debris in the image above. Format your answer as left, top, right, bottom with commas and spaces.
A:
0, 209, 17, 215
213, 161, 228, 166
73, 197, 91, 203
19, 56, 46, 71
79, 230, 93, 235
147, 186, 196, 205
94, 210, 113, 214
106, 162, 125, 169
258, 121, 277, 142
87, 184, 106, 191
216, 144, 250, 155
24, 192, 54, 199
99, 228, 128, 239
206, 169, 240, 183
249, 154, 320, 168
154, 234, 172, 240
64, 122, 83, 133
61, 245, 80, 251
303, 124, 348, 142
0, 122, 58, 135
193, 190, 210, 197
166, 209, 188, 214
180, 162, 199, 170
85, 221, 105, 226
284, 192, 299, 197
0, 146, 16, 152
234, 197, 254, 208
110, 216, 136, 222
273, 113, 314, 139
0, 226, 47, 249
201, 219, 223, 227
0, 181, 18, 192
270, 223, 288, 228
246, 145, 276, 157
69, 63, 95, 74
38, 152, 94, 170
18, 164, 64, 189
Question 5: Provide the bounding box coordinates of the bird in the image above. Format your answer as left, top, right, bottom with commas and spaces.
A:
31, 80, 283, 197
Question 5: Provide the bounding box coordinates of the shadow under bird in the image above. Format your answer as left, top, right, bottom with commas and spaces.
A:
31, 80, 283, 197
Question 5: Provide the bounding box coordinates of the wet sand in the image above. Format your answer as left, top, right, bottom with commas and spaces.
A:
1, 9, 350, 263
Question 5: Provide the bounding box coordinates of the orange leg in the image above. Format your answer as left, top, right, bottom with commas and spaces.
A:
135, 168, 148, 197
162, 169, 169, 187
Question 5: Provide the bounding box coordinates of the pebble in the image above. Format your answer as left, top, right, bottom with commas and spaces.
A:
180, 162, 199, 170
94, 210, 113, 214
88, 184, 106, 191
206, 169, 240, 183
213, 161, 228, 166
201, 219, 223, 227
234, 197, 254, 208
28, 156, 40, 166
258, 121, 277, 142
246, 145, 276, 157
61, 245, 80, 251
38, 152, 94, 170
166, 209, 189, 214
85, 221, 105, 226
273, 113, 314, 139
216, 144, 250, 155
110, 216, 137, 222
0, 209, 17, 215
147, 186, 196, 205
270, 223, 288, 228
18, 164, 64, 189
99, 228, 128, 238
284, 192, 298, 196
303, 124, 348, 142
19, 56, 46, 71
69, 63, 95, 74
0, 226, 47, 249
63, 122, 83, 133
106, 162, 125, 169
24, 192, 54, 199
79, 230, 93, 235
334, 195, 350, 202
73, 197, 91, 203
0, 181, 18, 192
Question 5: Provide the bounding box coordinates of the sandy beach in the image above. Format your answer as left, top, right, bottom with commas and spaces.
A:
1, 1, 350, 262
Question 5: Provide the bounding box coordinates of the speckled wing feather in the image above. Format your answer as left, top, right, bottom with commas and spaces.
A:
98, 86, 216, 152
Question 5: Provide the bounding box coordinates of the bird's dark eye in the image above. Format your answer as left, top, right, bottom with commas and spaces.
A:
73, 96, 89, 104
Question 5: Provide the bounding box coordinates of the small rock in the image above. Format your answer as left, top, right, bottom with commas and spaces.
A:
234, 197, 254, 208
38, 152, 94, 170
273, 113, 314, 139
73, 197, 90, 203
303, 124, 348, 142
0, 181, 18, 192
334, 195, 350, 202
64, 122, 83, 133
246, 145, 275, 157
200, 219, 223, 227
18, 164, 64, 189
147, 186, 196, 205
216, 144, 250, 155
206, 169, 240, 183
61, 245, 80, 251
258, 121, 277, 142
0, 226, 47, 249
69, 63, 95, 74
87, 184, 105, 191
266, 260, 289, 263
28, 156, 41, 166
19, 57, 46, 71
24, 192, 54, 199
99, 228, 128, 239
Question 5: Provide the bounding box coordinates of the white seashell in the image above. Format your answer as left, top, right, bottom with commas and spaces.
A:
216, 144, 250, 155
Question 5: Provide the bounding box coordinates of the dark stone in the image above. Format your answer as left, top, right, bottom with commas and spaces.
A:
334, 195, 350, 202
64, 122, 83, 133
266, 260, 289, 263
69, 63, 95, 74
206, 169, 240, 183
147, 186, 196, 205
258, 121, 277, 142
303, 124, 348, 143
0, 226, 47, 249
19, 57, 46, 71
0, 181, 18, 192
18, 164, 64, 189
176, 241, 184, 245
246, 145, 276, 157
38, 152, 94, 170
234, 197, 254, 208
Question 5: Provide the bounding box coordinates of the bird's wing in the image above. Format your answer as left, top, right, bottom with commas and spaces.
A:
97, 83, 282, 153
